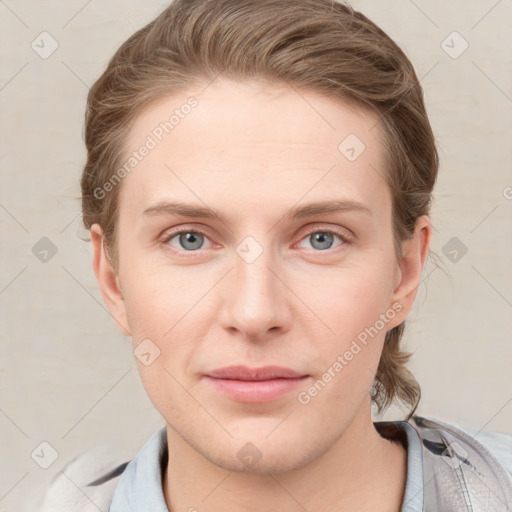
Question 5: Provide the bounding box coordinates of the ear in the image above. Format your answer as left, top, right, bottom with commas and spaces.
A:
90, 224, 131, 337
387, 215, 432, 329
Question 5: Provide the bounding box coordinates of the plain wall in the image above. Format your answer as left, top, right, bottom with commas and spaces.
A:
0, 1, 511, 510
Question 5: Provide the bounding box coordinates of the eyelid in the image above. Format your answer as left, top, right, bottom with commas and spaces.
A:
159, 225, 215, 249
299, 224, 354, 244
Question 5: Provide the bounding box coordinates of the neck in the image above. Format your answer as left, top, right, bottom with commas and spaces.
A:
163, 400, 407, 512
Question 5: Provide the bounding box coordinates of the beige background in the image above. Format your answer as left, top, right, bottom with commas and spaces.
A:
1, 0, 511, 510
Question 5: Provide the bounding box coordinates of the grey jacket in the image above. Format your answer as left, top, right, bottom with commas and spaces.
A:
39, 415, 512, 511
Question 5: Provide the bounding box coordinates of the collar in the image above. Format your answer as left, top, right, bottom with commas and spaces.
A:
374, 420, 424, 511
108, 426, 169, 512
108, 421, 424, 512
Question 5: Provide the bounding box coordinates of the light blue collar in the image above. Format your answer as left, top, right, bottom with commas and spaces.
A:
108, 426, 169, 511
397, 421, 424, 511
108, 421, 424, 511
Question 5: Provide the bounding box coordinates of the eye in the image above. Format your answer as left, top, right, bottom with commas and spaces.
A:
297, 228, 351, 251
159, 225, 352, 256
161, 229, 213, 252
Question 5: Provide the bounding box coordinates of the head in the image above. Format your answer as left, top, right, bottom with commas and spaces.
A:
82, 0, 437, 473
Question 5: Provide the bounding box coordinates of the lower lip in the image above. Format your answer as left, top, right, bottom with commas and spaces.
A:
203, 376, 309, 403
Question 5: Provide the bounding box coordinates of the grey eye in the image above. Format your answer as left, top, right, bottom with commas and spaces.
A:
299, 230, 345, 251
173, 231, 206, 251
308, 231, 336, 250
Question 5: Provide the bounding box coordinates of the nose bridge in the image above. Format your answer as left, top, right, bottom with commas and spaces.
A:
234, 233, 278, 304
221, 233, 287, 338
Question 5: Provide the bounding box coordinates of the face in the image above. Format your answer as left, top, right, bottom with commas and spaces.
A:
92, 78, 429, 474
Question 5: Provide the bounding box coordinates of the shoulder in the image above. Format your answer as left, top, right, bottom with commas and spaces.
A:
411, 414, 512, 476
410, 413, 512, 512
447, 418, 512, 476
39, 442, 132, 512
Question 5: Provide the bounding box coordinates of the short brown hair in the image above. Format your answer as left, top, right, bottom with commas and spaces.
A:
81, 0, 439, 418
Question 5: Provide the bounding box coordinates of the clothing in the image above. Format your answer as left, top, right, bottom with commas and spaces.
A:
39, 415, 512, 511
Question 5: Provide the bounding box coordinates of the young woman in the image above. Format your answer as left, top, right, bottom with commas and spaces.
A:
41, 0, 512, 510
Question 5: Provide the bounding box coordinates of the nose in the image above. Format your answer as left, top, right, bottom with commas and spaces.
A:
218, 239, 291, 342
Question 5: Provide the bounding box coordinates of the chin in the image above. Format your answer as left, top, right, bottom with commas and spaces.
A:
196, 428, 331, 476
211, 446, 318, 475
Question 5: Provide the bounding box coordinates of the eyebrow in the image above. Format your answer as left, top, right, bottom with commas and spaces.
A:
142, 199, 372, 223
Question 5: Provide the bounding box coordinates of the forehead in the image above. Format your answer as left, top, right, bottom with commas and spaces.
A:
118, 78, 390, 221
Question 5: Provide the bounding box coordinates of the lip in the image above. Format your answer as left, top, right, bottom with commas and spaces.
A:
203, 365, 310, 403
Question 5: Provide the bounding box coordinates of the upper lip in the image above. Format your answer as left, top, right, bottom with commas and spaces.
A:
205, 365, 307, 381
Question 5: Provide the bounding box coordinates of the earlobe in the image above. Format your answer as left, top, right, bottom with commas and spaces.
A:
388, 216, 432, 328
90, 224, 131, 337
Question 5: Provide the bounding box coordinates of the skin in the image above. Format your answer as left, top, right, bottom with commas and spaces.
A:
91, 78, 431, 512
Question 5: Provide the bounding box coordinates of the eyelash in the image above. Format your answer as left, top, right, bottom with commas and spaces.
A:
159, 225, 353, 257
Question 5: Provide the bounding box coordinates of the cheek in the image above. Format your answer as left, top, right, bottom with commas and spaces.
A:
296, 260, 397, 399
119, 257, 213, 385
296, 273, 392, 412
299, 260, 397, 339
119, 252, 186, 336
